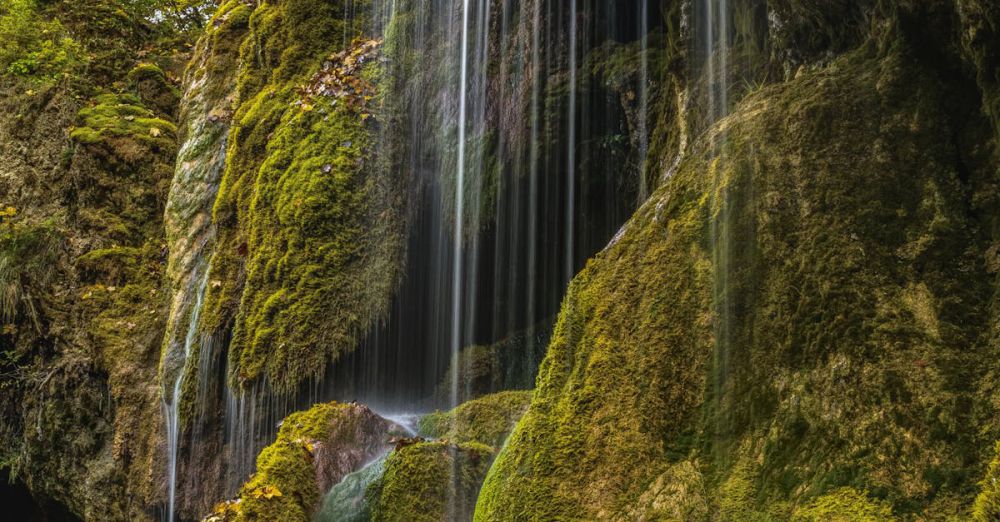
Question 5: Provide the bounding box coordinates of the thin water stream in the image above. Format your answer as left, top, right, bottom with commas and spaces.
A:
164, 265, 210, 522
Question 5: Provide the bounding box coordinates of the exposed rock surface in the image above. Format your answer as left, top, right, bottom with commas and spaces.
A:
206, 401, 406, 521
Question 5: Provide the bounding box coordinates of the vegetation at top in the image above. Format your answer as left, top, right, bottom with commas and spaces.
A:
0, 0, 217, 82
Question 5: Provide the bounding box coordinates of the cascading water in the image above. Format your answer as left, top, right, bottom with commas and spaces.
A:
700, 0, 730, 127
317, 453, 391, 521
167, 0, 662, 516
566, 0, 577, 282
637, 0, 649, 202
164, 265, 210, 522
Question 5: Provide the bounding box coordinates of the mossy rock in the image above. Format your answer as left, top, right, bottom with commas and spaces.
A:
70, 93, 177, 163
476, 14, 1000, 521
127, 62, 181, 116
202, 1, 404, 395
366, 441, 493, 522
419, 390, 533, 450
0, 219, 64, 332
207, 402, 404, 522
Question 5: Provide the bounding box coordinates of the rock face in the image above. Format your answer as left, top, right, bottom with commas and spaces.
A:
200, 0, 405, 398
3, 0, 1000, 520
477, 2, 1000, 520
0, 1, 187, 519
206, 402, 406, 521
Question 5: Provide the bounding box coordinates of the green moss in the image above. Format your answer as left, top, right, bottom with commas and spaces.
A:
791, 488, 896, 521
974, 442, 1000, 521
210, 402, 350, 521
76, 246, 142, 284
203, 8, 403, 394
127, 62, 181, 115
477, 23, 999, 521
419, 390, 533, 450
71, 93, 177, 154
208, 401, 399, 521
718, 456, 773, 522
366, 441, 493, 522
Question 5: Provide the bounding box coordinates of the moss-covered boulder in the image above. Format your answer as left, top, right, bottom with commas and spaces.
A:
201, 0, 405, 395
476, 6, 1000, 520
366, 441, 493, 522
419, 391, 533, 450
206, 401, 405, 521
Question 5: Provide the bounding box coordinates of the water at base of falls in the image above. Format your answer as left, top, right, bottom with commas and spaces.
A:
317, 453, 390, 522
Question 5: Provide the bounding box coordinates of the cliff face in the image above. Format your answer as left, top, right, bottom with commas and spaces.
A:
478, 1, 1000, 520
2, 0, 1000, 520
0, 1, 189, 518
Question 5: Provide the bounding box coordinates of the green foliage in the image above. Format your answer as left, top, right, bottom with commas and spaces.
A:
366, 441, 493, 522
0, 0, 83, 80
974, 442, 1000, 521
419, 390, 533, 449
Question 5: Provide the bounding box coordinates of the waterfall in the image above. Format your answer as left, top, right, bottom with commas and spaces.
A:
176, 0, 656, 513
452, 0, 472, 411
164, 265, 210, 522
566, 0, 577, 283
702, 0, 730, 125
638, 0, 650, 202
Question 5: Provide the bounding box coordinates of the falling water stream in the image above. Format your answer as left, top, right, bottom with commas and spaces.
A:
164, 0, 662, 518
164, 265, 210, 522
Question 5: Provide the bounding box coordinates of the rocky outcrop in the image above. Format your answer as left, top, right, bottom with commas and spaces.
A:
200, 0, 406, 396
477, 2, 1000, 520
206, 401, 406, 521
0, 1, 188, 519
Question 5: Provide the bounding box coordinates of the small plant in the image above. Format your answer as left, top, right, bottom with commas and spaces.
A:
0, 0, 83, 81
